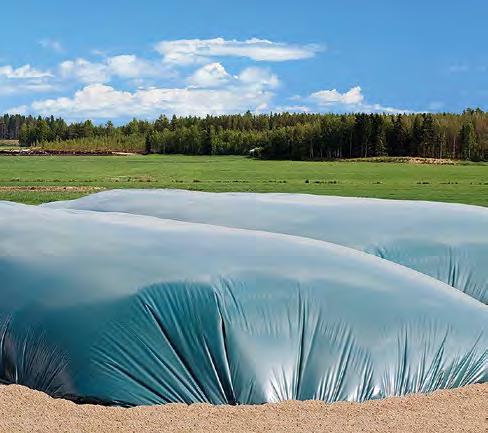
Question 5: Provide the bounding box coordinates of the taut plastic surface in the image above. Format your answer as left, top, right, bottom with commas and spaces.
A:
1, 201, 487, 406
45, 190, 488, 303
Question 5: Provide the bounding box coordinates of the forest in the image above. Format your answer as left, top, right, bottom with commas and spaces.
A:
1, 109, 487, 161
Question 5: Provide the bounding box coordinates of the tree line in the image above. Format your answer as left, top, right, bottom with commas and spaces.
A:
1, 109, 487, 160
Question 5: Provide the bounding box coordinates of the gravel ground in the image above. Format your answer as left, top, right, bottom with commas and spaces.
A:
0, 384, 486, 433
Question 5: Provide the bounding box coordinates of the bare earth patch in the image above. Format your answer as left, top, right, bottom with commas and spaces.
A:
0, 149, 139, 156
0, 186, 104, 192
347, 156, 460, 164
0, 384, 486, 433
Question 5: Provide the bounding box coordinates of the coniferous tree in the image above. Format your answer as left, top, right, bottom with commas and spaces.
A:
460, 120, 477, 160
0, 110, 485, 161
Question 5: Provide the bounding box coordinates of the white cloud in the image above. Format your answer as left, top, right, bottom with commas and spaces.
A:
22, 60, 280, 119
188, 62, 231, 87
106, 55, 165, 79
58, 55, 174, 84
155, 37, 321, 64
309, 86, 410, 114
0, 37, 321, 109
28, 72, 278, 119
31, 84, 133, 117
59, 59, 111, 84
188, 63, 279, 91
39, 38, 64, 53
238, 67, 279, 89
0, 64, 52, 79
310, 86, 364, 106
0, 64, 55, 95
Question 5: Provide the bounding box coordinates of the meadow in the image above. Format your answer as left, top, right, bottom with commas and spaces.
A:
0, 154, 486, 206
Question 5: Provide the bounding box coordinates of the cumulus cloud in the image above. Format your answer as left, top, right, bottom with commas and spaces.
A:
31, 84, 134, 118
0, 37, 323, 112
0, 64, 52, 79
59, 59, 110, 84
188, 63, 231, 87
106, 55, 169, 79
28, 67, 278, 119
0, 64, 55, 95
58, 55, 174, 84
238, 67, 279, 89
23, 62, 281, 119
310, 86, 364, 106
308, 86, 410, 114
155, 37, 321, 64
188, 63, 279, 88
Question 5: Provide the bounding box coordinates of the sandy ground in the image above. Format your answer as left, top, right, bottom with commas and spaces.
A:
0, 384, 486, 433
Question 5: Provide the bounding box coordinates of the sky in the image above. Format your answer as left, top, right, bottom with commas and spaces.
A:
1, 0, 487, 123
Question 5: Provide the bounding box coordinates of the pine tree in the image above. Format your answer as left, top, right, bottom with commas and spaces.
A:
390, 115, 408, 156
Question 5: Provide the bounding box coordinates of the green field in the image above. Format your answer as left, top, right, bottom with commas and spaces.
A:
0, 155, 487, 206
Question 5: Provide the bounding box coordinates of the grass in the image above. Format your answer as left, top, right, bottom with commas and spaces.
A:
0, 154, 486, 206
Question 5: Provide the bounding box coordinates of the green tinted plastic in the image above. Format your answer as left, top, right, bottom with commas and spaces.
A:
45, 190, 488, 303
1, 201, 487, 406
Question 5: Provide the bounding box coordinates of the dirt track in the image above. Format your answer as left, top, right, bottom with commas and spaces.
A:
0, 186, 103, 192
0, 384, 486, 433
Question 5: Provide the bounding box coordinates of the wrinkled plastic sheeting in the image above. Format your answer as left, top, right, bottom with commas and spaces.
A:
44, 190, 488, 304
1, 201, 487, 406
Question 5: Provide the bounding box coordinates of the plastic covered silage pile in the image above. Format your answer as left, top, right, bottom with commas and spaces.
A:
0, 191, 485, 406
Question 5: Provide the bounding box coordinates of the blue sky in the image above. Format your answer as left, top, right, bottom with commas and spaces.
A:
1, 0, 487, 122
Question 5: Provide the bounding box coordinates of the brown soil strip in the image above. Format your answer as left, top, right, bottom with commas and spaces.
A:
347, 157, 459, 164
0, 149, 140, 156
0, 383, 486, 433
0, 186, 104, 192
